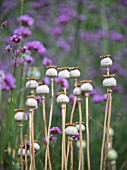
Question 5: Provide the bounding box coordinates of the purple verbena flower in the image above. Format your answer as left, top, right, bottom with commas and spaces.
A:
10, 34, 23, 43
56, 39, 70, 52
92, 94, 103, 103
52, 27, 62, 37
13, 26, 31, 37
50, 127, 62, 134
55, 77, 69, 89
49, 135, 57, 142
20, 46, 28, 53
1, 20, 7, 28
42, 57, 53, 66
24, 56, 34, 64
72, 133, 80, 141
35, 96, 42, 103
18, 15, 34, 26
102, 94, 107, 101
56, 15, 70, 25
26, 40, 46, 55
5, 45, 12, 52
110, 30, 124, 42
1, 73, 16, 90
42, 77, 50, 85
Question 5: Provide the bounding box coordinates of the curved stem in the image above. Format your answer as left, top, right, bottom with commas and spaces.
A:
100, 91, 109, 170
85, 94, 91, 170
103, 90, 112, 170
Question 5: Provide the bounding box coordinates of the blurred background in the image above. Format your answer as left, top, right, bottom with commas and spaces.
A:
0, 0, 127, 169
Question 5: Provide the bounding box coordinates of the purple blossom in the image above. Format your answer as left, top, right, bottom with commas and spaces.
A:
80, 30, 91, 42
42, 57, 53, 66
20, 46, 28, 53
112, 85, 124, 93
42, 77, 50, 85
1, 20, 7, 28
52, 27, 62, 37
13, 26, 31, 37
49, 135, 57, 142
56, 15, 70, 25
119, 18, 127, 26
18, 15, 34, 26
102, 94, 108, 101
110, 30, 124, 42
55, 78, 69, 89
50, 127, 62, 134
92, 94, 103, 103
24, 56, 35, 64
10, 34, 23, 43
77, 15, 86, 22
26, 40, 46, 55
121, 0, 127, 5
56, 39, 70, 52
35, 96, 42, 103
72, 133, 80, 141
1, 73, 16, 90
5, 45, 12, 52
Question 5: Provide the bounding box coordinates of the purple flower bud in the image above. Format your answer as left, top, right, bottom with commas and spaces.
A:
20, 46, 28, 53
10, 34, 23, 43
92, 94, 103, 103
72, 133, 80, 141
102, 94, 107, 101
35, 96, 42, 103
13, 26, 31, 37
18, 15, 34, 26
42, 57, 53, 66
1, 20, 7, 28
5, 45, 12, 52
50, 127, 62, 134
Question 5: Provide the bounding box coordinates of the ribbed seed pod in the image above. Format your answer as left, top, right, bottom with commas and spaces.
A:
107, 149, 118, 161
58, 67, 70, 79
81, 80, 93, 93
14, 109, 28, 122
26, 78, 38, 89
46, 65, 57, 78
56, 92, 69, 104
103, 76, 117, 87
65, 126, 78, 136
69, 67, 80, 78
101, 57, 113, 68
25, 96, 37, 109
75, 124, 85, 131
36, 83, 49, 95
73, 84, 81, 97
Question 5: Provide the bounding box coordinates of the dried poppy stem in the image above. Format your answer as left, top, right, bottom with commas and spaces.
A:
25, 135, 28, 170
78, 98, 83, 170
103, 89, 112, 170
46, 78, 55, 170
100, 91, 109, 170
19, 123, 23, 170
85, 93, 91, 170
61, 104, 66, 170
42, 96, 51, 170
29, 109, 35, 170
69, 139, 73, 170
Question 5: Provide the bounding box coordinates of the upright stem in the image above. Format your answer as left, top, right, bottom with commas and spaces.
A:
100, 91, 109, 170
29, 109, 35, 170
61, 104, 66, 170
70, 97, 77, 124
78, 98, 83, 170
69, 140, 73, 170
85, 93, 91, 170
111, 160, 116, 170
46, 78, 54, 170
19, 124, 23, 170
25, 135, 28, 170
42, 96, 51, 170
103, 90, 112, 170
